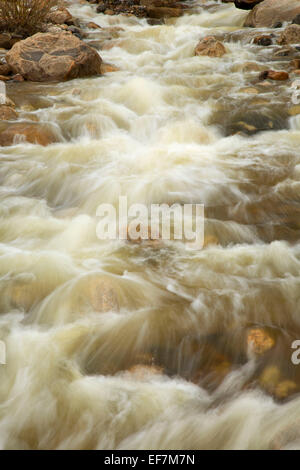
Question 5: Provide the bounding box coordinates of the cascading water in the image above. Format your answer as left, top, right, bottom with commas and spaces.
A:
0, 0, 300, 450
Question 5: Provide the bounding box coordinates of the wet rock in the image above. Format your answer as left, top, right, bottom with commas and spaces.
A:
0, 123, 58, 146
6, 32, 102, 82
0, 105, 18, 120
275, 380, 297, 400
259, 365, 299, 400
291, 58, 300, 69
4, 97, 15, 108
234, 0, 263, 9
47, 8, 74, 26
247, 327, 275, 356
273, 47, 293, 57
253, 35, 273, 46
288, 105, 300, 116
96, 5, 106, 13
147, 18, 165, 25
259, 365, 280, 394
195, 36, 227, 58
278, 25, 300, 45
100, 63, 120, 73
203, 234, 219, 247
259, 70, 289, 81
293, 13, 300, 25
235, 61, 263, 72
239, 87, 259, 94
12, 74, 24, 82
92, 0, 189, 19
244, 0, 300, 28
79, 277, 119, 313
213, 107, 287, 136
126, 364, 163, 379
0, 63, 12, 76
86, 22, 101, 29
68, 26, 84, 40
145, 6, 182, 18
191, 344, 232, 388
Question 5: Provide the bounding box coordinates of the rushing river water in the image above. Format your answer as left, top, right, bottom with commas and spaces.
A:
1, 0, 300, 450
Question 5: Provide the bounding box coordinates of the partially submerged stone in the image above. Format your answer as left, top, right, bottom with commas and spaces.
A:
0, 123, 58, 146
6, 32, 102, 82
247, 327, 275, 355
288, 105, 300, 116
278, 25, 300, 45
259, 70, 289, 81
127, 364, 163, 379
244, 0, 300, 28
78, 276, 119, 313
47, 8, 74, 26
195, 36, 227, 58
0, 105, 18, 120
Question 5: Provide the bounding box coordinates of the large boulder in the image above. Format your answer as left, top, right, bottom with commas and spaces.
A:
234, 0, 263, 10
244, 0, 300, 28
6, 32, 102, 82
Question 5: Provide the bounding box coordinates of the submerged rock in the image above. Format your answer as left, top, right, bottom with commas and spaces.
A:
6, 32, 102, 82
195, 36, 227, 58
78, 276, 119, 313
0, 123, 58, 146
0, 105, 18, 121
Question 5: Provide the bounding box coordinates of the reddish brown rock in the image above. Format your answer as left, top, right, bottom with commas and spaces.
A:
259, 70, 289, 81
0, 123, 58, 146
195, 36, 227, 58
245, 0, 300, 28
6, 32, 102, 82
253, 35, 273, 46
0, 63, 12, 76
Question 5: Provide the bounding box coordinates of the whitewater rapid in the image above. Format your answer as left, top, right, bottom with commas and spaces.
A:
0, 0, 300, 449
